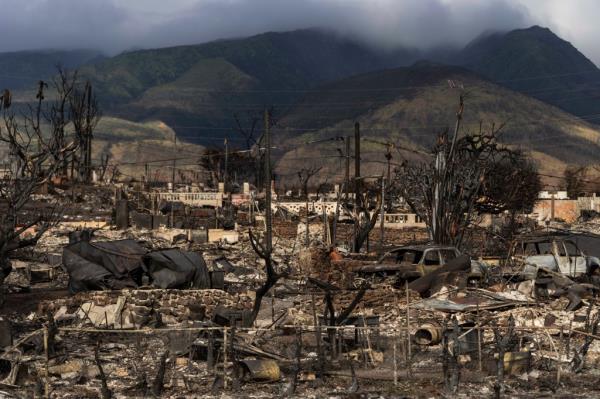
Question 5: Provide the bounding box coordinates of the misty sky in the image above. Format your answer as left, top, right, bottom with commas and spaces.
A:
1, 0, 599, 64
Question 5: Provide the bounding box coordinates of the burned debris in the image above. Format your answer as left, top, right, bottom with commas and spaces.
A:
1, 94, 600, 399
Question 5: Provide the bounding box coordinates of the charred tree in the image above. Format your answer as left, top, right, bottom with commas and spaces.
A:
0, 69, 89, 288
244, 109, 285, 327
297, 166, 322, 198
232, 107, 277, 189
70, 79, 100, 183
394, 96, 540, 247
352, 182, 382, 252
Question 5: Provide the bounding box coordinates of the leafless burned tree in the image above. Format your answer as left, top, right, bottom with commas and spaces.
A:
199, 148, 255, 189
246, 229, 285, 326
233, 107, 277, 189
394, 96, 540, 247
0, 69, 95, 288
244, 108, 286, 327
564, 165, 588, 199
297, 166, 322, 198
351, 180, 382, 252
70, 78, 101, 183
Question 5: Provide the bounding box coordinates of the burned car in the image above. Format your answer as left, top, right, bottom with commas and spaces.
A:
356, 244, 487, 284
509, 235, 600, 279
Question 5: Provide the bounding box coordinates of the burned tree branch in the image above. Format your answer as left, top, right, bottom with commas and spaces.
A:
0, 68, 101, 292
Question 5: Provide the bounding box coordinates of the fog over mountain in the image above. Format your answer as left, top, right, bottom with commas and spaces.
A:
0, 0, 598, 65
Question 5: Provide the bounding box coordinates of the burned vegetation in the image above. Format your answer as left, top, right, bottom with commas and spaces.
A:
0, 84, 600, 399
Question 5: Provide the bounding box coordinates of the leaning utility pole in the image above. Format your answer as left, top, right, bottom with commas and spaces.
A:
264, 109, 272, 254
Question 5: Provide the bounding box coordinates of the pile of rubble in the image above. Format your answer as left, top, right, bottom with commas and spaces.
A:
41, 289, 254, 329
4, 207, 600, 398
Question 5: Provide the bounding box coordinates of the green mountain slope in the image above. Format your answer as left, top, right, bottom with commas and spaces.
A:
78, 29, 420, 144
93, 117, 205, 181
275, 63, 600, 184
455, 26, 600, 118
0, 49, 104, 91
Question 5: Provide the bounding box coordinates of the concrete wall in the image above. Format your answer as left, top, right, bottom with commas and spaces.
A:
531, 199, 578, 223
151, 191, 223, 208
538, 191, 569, 200
276, 201, 338, 215
577, 196, 600, 213
380, 213, 426, 229
278, 201, 426, 229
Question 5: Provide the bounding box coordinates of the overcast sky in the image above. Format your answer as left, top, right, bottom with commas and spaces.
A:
1, 0, 599, 64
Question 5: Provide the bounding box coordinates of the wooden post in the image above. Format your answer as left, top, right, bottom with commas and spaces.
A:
207, 331, 215, 371
43, 326, 49, 399
271, 290, 275, 323
406, 281, 412, 377
311, 293, 323, 378
324, 206, 331, 246
332, 191, 341, 247
477, 302, 482, 372
305, 197, 309, 247
223, 327, 228, 390
393, 336, 398, 386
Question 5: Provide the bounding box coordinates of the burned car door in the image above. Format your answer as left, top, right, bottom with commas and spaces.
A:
439, 249, 458, 264
520, 241, 559, 279
420, 249, 442, 275
560, 240, 587, 277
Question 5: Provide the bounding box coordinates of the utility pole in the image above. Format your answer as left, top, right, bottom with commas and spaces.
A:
385, 144, 392, 185
353, 122, 361, 253
354, 122, 361, 203
379, 177, 385, 254
224, 138, 229, 193
85, 82, 93, 183
171, 134, 177, 192
264, 109, 272, 254
170, 134, 177, 228
345, 136, 350, 201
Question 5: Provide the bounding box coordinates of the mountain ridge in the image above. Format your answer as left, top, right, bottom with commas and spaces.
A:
275, 63, 600, 184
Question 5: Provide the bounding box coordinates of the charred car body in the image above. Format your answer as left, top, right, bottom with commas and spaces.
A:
509, 235, 600, 280
356, 244, 487, 285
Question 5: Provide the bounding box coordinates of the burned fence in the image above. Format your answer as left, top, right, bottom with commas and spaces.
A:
2, 314, 599, 398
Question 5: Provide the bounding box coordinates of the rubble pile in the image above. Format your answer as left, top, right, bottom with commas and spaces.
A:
40, 289, 254, 328
6, 187, 600, 398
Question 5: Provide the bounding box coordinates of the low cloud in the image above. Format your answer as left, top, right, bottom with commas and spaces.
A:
0, 0, 597, 65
